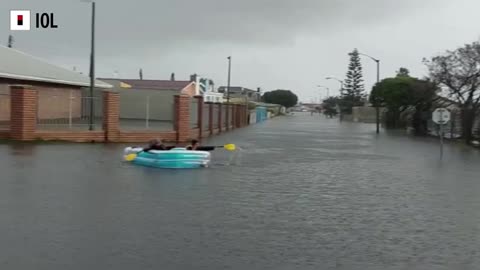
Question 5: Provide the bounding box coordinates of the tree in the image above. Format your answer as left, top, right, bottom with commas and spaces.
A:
341, 49, 365, 114
424, 41, 480, 144
262, 90, 298, 108
396, 67, 410, 77
139, 68, 143, 80
322, 96, 340, 118
370, 74, 437, 131
7, 35, 13, 48
170, 72, 175, 81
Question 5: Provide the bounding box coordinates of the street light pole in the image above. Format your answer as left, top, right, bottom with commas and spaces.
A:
317, 85, 330, 99
326, 77, 343, 94
227, 56, 231, 103
226, 56, 232, 129
359, 53, 381, 134
326, 77, 344, 121
83, 0, 96, 131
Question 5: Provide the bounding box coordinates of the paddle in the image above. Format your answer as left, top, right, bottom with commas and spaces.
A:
216, 144, 236, 151
195, 144, 237, 151
125, 152, 141, 162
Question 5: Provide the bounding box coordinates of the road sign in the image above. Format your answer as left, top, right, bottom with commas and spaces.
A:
432, 108, 451, 125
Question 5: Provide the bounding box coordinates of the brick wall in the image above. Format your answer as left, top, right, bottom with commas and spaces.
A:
0, 130, 9, 139
175, 95, 191, 143
5, 84, 252, 142
103, 91, 120, 142
117, 131, 176, 143
35, 131, 105, 142
0, 81, 83, 121
195, 96, 204, 139
0, 84, 10, 122
10, 85, 37, 141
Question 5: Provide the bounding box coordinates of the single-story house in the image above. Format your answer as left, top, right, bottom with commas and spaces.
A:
218, 86, 261, 102
0, 45, 112, 127
98, 77, 197, 122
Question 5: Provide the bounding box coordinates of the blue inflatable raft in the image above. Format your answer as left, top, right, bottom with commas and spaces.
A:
124, 147, 211, 169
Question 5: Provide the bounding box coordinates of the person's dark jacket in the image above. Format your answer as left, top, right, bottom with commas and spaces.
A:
143, 144, 168, 152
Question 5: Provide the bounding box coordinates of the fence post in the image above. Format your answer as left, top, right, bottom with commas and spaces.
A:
218, 103, 223, 133
174, 95, 190, 143
195, 95, 204, 139
10, 85, 37, 141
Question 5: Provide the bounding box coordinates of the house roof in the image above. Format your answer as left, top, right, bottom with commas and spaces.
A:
218, 86, 258, 93
99, 78, 193, 91
0, 45, 112, 88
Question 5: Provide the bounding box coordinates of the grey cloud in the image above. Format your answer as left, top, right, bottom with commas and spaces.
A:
1, 0, 478, 101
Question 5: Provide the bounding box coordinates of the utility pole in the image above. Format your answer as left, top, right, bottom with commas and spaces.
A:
359, 52, 381, 134
88, 1, 96, 131
375, 59, 380, 134
227, 56, 232, 103
226, 56, 232, 129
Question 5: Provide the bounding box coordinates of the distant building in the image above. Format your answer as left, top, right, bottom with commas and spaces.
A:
218, 86, 261, 102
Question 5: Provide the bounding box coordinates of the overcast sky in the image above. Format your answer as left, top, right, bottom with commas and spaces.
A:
2, 0, 480, 102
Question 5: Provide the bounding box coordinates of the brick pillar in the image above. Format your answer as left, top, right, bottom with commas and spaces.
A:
175, 95, 190, 143
225, 104, 230, 131
244, 105, 248, 126
218, 103, 223, 133
235, 105, 242, 128
208, 103, 213, 135
234, 104, 239, 128
241, 105, 246, 127
228, 105, 235, 129
195, 96, 203, 139
231, 104, 237, 129
103, 91, 120, 142
10, 85, 37, 141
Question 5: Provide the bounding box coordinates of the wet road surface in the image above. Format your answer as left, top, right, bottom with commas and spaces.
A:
1, 113, 479, 270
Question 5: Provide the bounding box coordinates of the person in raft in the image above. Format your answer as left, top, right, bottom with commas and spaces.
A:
186, 139, 215, 151
143, 139, 169, 151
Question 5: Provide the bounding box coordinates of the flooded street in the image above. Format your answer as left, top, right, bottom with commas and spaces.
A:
1, 113, 480, 270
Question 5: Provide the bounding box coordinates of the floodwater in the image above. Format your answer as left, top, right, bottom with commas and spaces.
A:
1, 113, 479, 270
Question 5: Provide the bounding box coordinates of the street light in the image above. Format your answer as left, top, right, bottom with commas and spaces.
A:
317, 85, 330, 99
82, 0, 95, 131
326, 77, 344, 93
359, 52, 381, 134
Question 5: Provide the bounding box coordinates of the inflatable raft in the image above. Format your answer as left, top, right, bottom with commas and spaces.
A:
124, 147, 211, 169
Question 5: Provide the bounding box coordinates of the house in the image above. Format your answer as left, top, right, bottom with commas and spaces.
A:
98, 77, 198, 122
0, 45, 112, 128
217, 86, 261, 102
